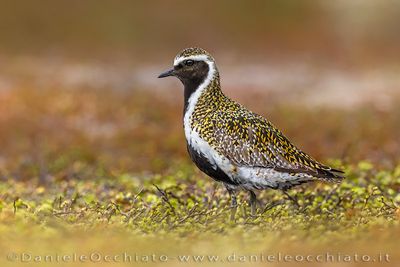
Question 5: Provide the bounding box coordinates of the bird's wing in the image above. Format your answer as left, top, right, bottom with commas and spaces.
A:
212, 110, 344, 181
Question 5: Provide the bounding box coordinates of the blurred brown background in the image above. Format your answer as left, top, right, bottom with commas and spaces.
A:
1, 0, 400, 63
1, 0, 400, 94
0, 0, 399, 180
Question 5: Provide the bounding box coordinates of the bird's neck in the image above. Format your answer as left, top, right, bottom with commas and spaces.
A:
183, 69, 222, 115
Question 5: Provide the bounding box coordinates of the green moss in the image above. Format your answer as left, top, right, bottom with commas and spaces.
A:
1, 162, 399, 241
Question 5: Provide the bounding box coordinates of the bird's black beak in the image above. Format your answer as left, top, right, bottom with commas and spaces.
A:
158, 69, 175, 78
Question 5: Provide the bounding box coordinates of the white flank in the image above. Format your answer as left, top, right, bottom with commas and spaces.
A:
236, 167, 312, 190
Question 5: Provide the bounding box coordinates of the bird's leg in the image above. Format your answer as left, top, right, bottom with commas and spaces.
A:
248, 190, 257, 216
225, 186, 237, 221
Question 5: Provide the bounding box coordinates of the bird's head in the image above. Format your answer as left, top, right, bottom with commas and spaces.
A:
158, 47, 217, 88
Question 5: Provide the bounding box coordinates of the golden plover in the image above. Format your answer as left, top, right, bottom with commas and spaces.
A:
158, 47, 344, 217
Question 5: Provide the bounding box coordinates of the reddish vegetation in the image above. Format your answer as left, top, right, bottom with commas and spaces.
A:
1, 86, 399, 182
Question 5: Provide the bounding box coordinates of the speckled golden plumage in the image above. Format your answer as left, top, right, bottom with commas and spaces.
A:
175, 47, 213, 60
182, 48, 344, 182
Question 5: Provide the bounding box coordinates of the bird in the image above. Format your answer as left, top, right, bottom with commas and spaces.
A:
158, 47, 344, 218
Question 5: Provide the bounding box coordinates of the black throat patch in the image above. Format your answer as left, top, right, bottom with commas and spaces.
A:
181, 61, 210, 113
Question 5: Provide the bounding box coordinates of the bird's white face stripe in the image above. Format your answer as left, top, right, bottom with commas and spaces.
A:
173, 55, 212, 67
183, 55, 216, 162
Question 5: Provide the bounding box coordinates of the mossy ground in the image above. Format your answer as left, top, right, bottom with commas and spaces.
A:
2, 162, 400, 266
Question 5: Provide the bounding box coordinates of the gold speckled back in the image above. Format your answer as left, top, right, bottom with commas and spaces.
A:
187, 58, 344, 182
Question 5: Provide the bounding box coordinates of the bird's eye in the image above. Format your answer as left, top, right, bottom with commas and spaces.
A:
184, 60, 194, 66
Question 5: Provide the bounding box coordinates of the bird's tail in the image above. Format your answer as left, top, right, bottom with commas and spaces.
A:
316, 167, 345, 183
